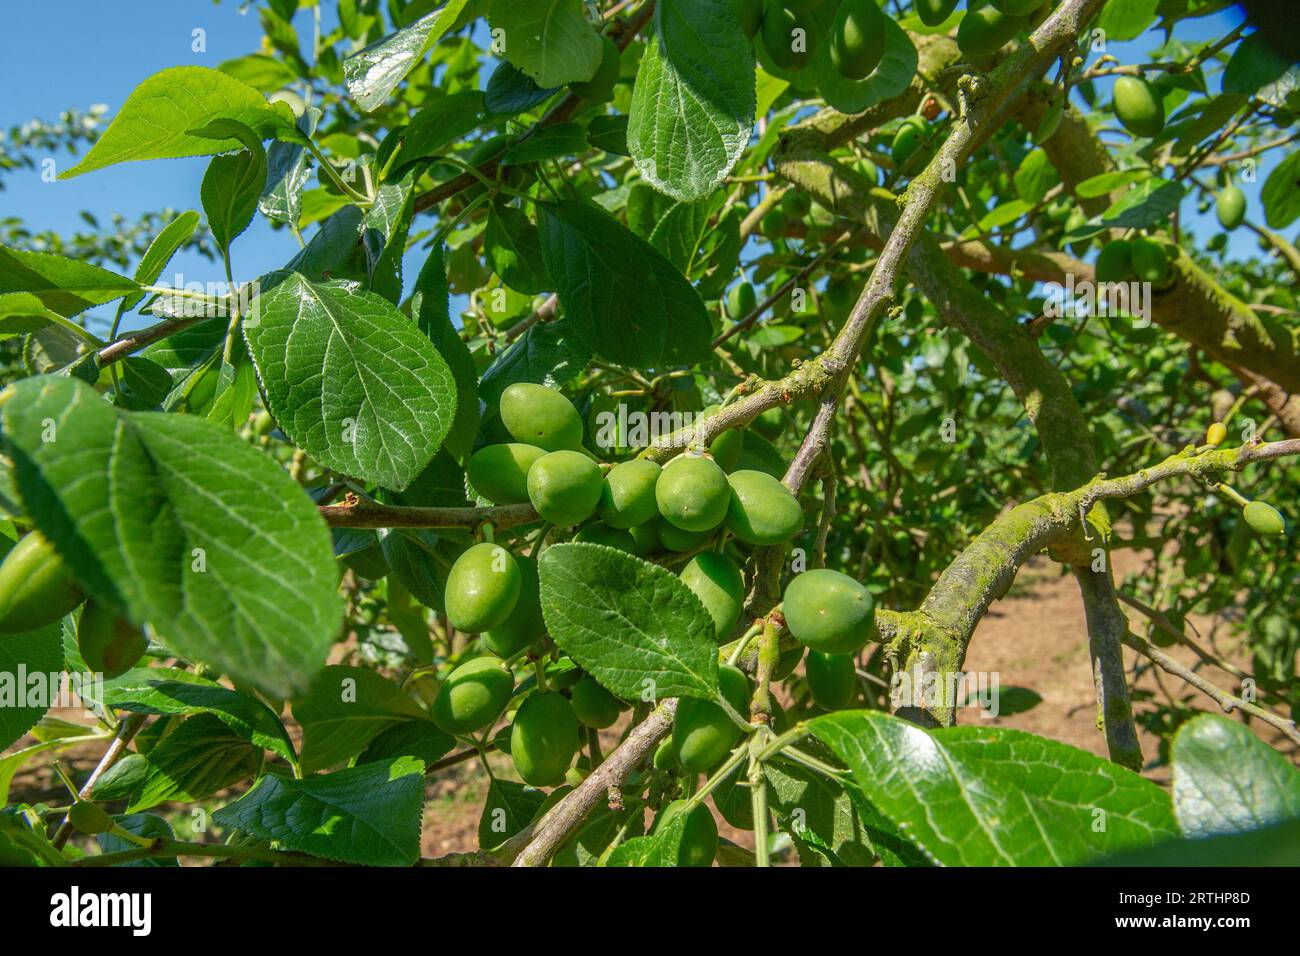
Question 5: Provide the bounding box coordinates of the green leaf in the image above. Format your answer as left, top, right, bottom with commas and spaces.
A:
537, 199, 711, 367
1075, 168, 1149, 199
214, 756, 426, 866
1, 376, 341, 699
120, 211, 202, 314
357, 719, 455, 769
1262, 149, 1300, 230
485, 202, 550, 295
219, 54, 300, 92
0, 244, 139, 317
1222, 33, 1296, 102
293, 666, 432, 774
479, 318, 590, 407
628, 0, 755, 203
808, 711, 1178, 866
490, 0, 604, 89
412, 247, 479, 461
244, 272, 457, 490
0, 622, 65, 751
604, 807, 686, 866
97, 814, 177, 867
0, 807, 65, 866
764, 757, 923, 867
485, 61, 559, 116
360, 170, 417, 304
586, 114, 630, 156
1099, 177, 1184, 230
1013, 148, 1057, 205
125, 714, 264, 813
285, 206, 366, 280
60, 67, 276, 179
198, 120, 268, 258
479, 778, 547, 850
502, 122, 589, 166
539, 543, 719, 702
379, 528, 453, 611
1095, 817, 1300, 866
343, 0, 472, 112
807, 15, 917, 117
1096, 0, 1158, 41
1171, 714, 1300, 838
104, 675, 296, 762
259, 108, 319, 226
390, 91, 485, 170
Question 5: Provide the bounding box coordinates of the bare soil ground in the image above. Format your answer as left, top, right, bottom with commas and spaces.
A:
10, 547, 1293, 862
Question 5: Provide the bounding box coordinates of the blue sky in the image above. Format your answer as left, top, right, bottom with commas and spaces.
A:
0, 1, 1284, 334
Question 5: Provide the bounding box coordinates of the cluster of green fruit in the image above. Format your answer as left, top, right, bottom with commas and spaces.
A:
1094, 233, 1176, 286
468, 382, 804, 560
740, 0, 888, 81
0, 531, 148, 677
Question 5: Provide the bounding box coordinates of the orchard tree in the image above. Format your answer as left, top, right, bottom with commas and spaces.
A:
0, 0, 1298, 868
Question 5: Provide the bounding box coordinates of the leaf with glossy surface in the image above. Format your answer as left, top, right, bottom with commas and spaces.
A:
485, 60, 559, 115
214, 756, 425, 866
61, 67, 275, 178
539, 543, 718, 702
244, 272, 456, 490
1, 376, 340, 699
1172, 714, 1300, 838
1262, 149, 1300, 229
343, 0, 471, 112
293, 666, 432, 773
490, 0, 603, 89
808, 711, 1178, 866
628, 0, 755, 203
537, 199, 710, 367
390, 92, 485, 169
1099, 178, 1185, 230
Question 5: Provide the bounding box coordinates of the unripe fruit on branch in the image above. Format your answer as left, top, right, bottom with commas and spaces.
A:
468, 443, 546, 505
573, 521, 637, 553
782, 568, 875, 654
499, 382, 584, 452
1094, 240, 1135, 283
445, 543, 521, 633
680, 552, 745, 641
1129, 236, 1169, 284
527, 450, 603, 527
571, 675, 625, 729
652, 799, 718, 867
805, 650, 857, 710
77, 600, 147, 679
1205, 422, 1228, 447
432, 656, 515, 735
1243, 501, 1285, 537
0, 531, 84, 635
916, 0, 960, 27
829, 0, 885, 80
482, 557, 545, 657
760, 0, 820, 71
725, 281, 758, 320
673, 664, 750, 772
656, 517, 714, 552
656, 455, 731, 533
725, 469, 803, 545
67, 801, 114, 836
1216, 185, 1246, 231
598, 459, 661, 529
511, 692, 580, 787
1112, 75, 1165, 138
957, 4, 1026, 59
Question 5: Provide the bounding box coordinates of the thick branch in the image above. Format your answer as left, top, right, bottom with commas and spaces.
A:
510, 699, 676, 867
